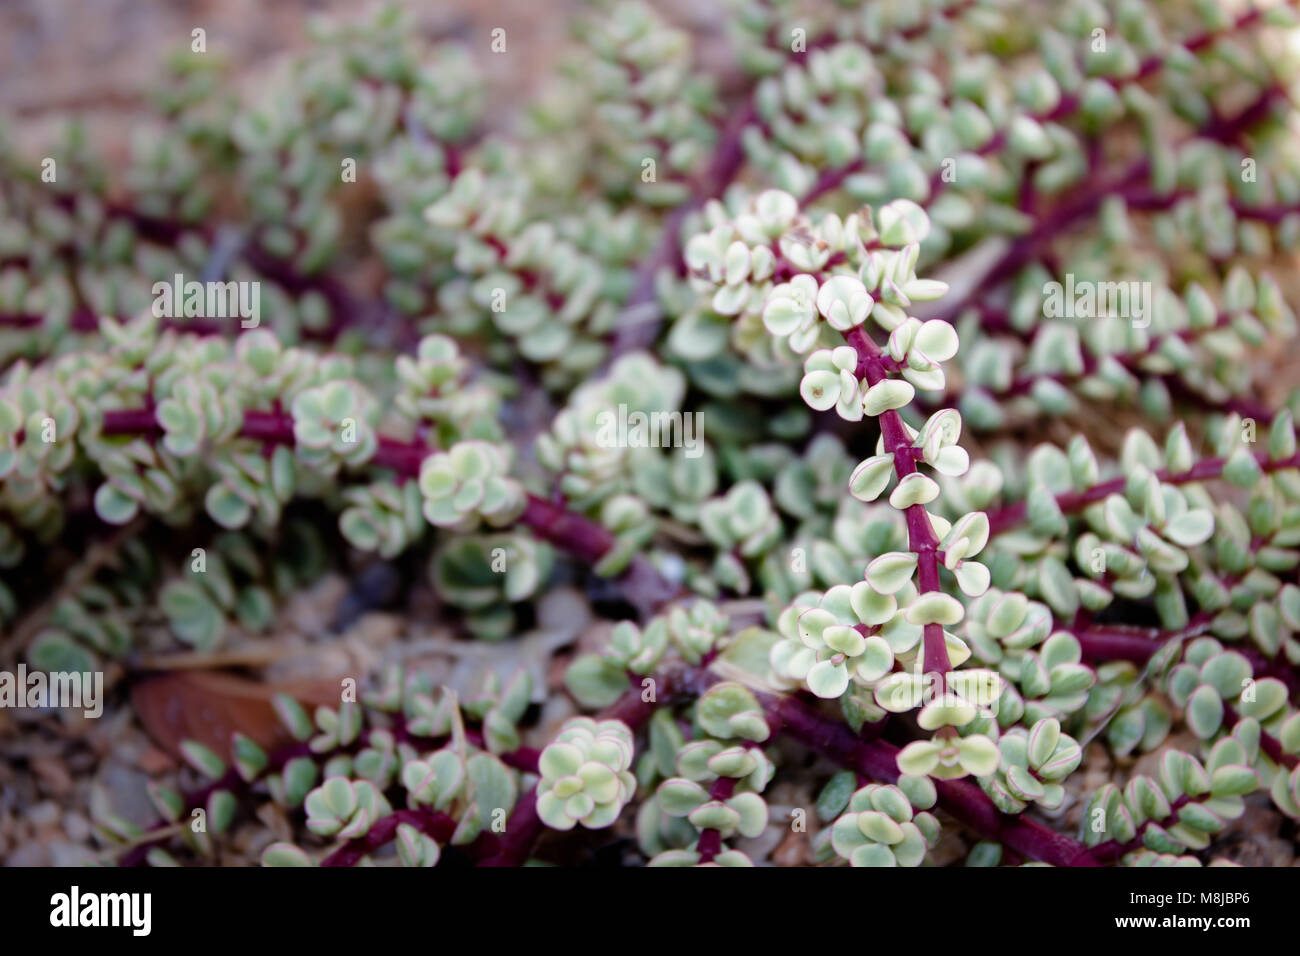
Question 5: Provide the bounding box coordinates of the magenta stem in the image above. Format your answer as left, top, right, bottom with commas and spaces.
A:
762, 690, 1101, 866
695, 775, 737, 863
99, 406, 639, 573
987, 449, 1300, 536
927, 87, 1282, 329
803, 5, 1269, 211
319, 808, 466, 867
477, 668, 710, 867
844, 325, 951, 682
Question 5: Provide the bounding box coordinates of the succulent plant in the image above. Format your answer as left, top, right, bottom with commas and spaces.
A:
305, 777, 393, 839
6, 0, 1300, 879
535, 717, 637, 831
826, 782, 941, 867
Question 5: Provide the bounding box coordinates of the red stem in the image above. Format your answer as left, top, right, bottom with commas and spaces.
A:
987, 449, 1300, 536
695, 776, 737, 863
762, 690, 1101, 866
1071, 615, 1298, 773
319, 808, 468, 867
982, 303, 1279, 424
844, 325, 951, 682
477, 666, 710, 867
927, 86, 1282, 329
606, 99, 757, 358
98, 406, 649, 571
802, 4, 1273, 209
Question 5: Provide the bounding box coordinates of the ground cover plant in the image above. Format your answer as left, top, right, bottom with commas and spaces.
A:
3, 0, 1300, 869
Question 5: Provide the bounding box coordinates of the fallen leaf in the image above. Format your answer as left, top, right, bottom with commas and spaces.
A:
131, 671, 342, 760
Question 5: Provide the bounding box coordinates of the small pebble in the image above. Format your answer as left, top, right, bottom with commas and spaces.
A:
28, 801, 59, 828
136, 746, 176, 775
64, 812, 92, 842
49, 842, 96, 867
4, 841, 50, 867
31, 755, 74, 796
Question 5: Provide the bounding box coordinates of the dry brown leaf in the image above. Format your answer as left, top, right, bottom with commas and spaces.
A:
130, 671, 342, 760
